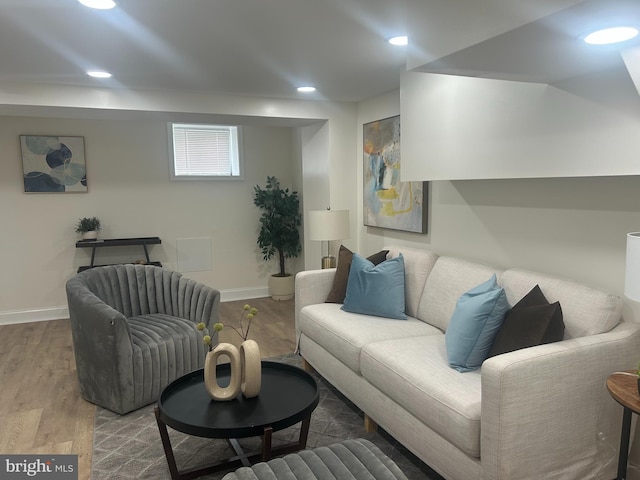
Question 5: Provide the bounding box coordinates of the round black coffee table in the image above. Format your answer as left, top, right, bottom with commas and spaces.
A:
154, 360, 319, 480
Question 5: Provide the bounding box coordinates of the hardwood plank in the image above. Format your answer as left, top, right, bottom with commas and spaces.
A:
30, 441, 74, 454
218, 298, 296, 358
364, 414, 379, 433
0, 322, 46, 353
0, 408, 43, 451
73, 402, 95, 480
0, 348, 29, 412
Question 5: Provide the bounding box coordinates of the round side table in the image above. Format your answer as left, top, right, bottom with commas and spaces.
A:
606, 371, 640, 480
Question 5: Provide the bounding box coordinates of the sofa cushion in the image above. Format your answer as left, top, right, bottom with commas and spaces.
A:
417, 257, 504, 332
488, 285, 564, 357
298, 303, 441, 373
445, 274, 509, 372
360, 335, 482, 458
342, 254, 406, 320
385, 245, 439, 319
326, 245, 389, 303
500, 269, 622, 339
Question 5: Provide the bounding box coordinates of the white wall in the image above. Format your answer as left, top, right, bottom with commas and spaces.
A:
0, 115, 299, 321
11, 72, 640, 331
401, 71, 640, 180
299, 109, 359, 269
0, 83, 358, 323
300, 121, 330, 269
358, 87, 640, 317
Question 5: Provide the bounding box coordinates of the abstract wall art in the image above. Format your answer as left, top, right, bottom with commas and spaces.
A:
363, 115, 427, 233
21, 135, 87, 193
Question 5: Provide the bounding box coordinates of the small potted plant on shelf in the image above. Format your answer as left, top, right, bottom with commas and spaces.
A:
253, 176, 302, 301
75, 216, 101, 240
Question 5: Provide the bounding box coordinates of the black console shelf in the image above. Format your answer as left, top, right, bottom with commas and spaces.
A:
76, 236, 162, 272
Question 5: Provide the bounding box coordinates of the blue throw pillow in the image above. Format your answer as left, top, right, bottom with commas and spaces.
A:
445, 274, 509, 372
341, 253, 407, 320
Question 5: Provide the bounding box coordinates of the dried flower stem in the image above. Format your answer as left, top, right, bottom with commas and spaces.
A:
214, 304, 259, 341
198, 304, 259, 349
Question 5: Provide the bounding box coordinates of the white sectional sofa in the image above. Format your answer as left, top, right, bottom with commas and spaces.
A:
295, 245, 640, 480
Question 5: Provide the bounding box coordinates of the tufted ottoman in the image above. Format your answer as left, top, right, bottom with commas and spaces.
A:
222, 438, 408, 480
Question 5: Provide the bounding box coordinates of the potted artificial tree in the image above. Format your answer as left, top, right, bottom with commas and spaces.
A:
253, 176, 302, 300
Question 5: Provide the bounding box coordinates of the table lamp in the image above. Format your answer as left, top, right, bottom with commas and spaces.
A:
308, 209, 350, 268
625, 232, 640, 302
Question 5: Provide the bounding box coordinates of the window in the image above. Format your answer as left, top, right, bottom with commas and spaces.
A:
169, 123, 242, 179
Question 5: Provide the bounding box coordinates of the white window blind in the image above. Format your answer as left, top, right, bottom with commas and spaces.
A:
170, 123, 241, 178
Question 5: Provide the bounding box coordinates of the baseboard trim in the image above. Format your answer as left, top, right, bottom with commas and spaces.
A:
220, 287, 270, 302
0, 306, 70, 326
0, 287, 271, 325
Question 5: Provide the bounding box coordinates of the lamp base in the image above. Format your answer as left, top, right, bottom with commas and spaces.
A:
321, 256, 336, 269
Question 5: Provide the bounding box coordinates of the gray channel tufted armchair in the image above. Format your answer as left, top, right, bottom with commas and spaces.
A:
66, 264, 220, 414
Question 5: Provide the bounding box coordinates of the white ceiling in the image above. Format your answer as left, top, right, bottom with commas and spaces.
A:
417, 0, 640, 84
0, 0, 639, 103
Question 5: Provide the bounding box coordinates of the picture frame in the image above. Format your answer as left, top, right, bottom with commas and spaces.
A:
20, 135, 87, 193
363, 115, 428, 233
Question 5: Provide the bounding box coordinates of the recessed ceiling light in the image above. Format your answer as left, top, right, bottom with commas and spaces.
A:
583, 26, 639, 45
78, 0, 116, 9
297, 86, 316, 93
388, 36, 408, 46
87, 70, 112, 78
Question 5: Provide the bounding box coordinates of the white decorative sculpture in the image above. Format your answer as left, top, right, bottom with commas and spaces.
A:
203, 341, 262, 401
204, 343, 241, 401
239, 340, 261, 398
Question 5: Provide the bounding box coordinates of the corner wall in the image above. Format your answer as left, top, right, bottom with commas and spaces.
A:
0, 83, 358, 323
0, 115, 296, 322
357, 88, 640, 315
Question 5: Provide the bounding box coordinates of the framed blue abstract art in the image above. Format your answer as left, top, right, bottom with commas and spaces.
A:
363, 116, 428, 233
21, 135, 87, 193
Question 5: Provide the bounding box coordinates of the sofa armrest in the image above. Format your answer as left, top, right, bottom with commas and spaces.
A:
295, 269, 336, 337
480, 321, 640, 480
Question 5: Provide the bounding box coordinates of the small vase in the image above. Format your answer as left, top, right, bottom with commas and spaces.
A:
240, 340, 261, 398
204, 343, 241, 401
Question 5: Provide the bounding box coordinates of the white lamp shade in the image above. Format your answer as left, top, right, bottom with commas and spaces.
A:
625, 232, 640, 302
308, 210, 350, 241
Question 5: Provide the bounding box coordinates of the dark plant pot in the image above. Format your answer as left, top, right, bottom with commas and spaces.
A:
637, 377, 640, 396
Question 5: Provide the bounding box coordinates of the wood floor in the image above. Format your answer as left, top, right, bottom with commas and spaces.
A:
217, 298, 297, 357
0, 297, 296, 480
